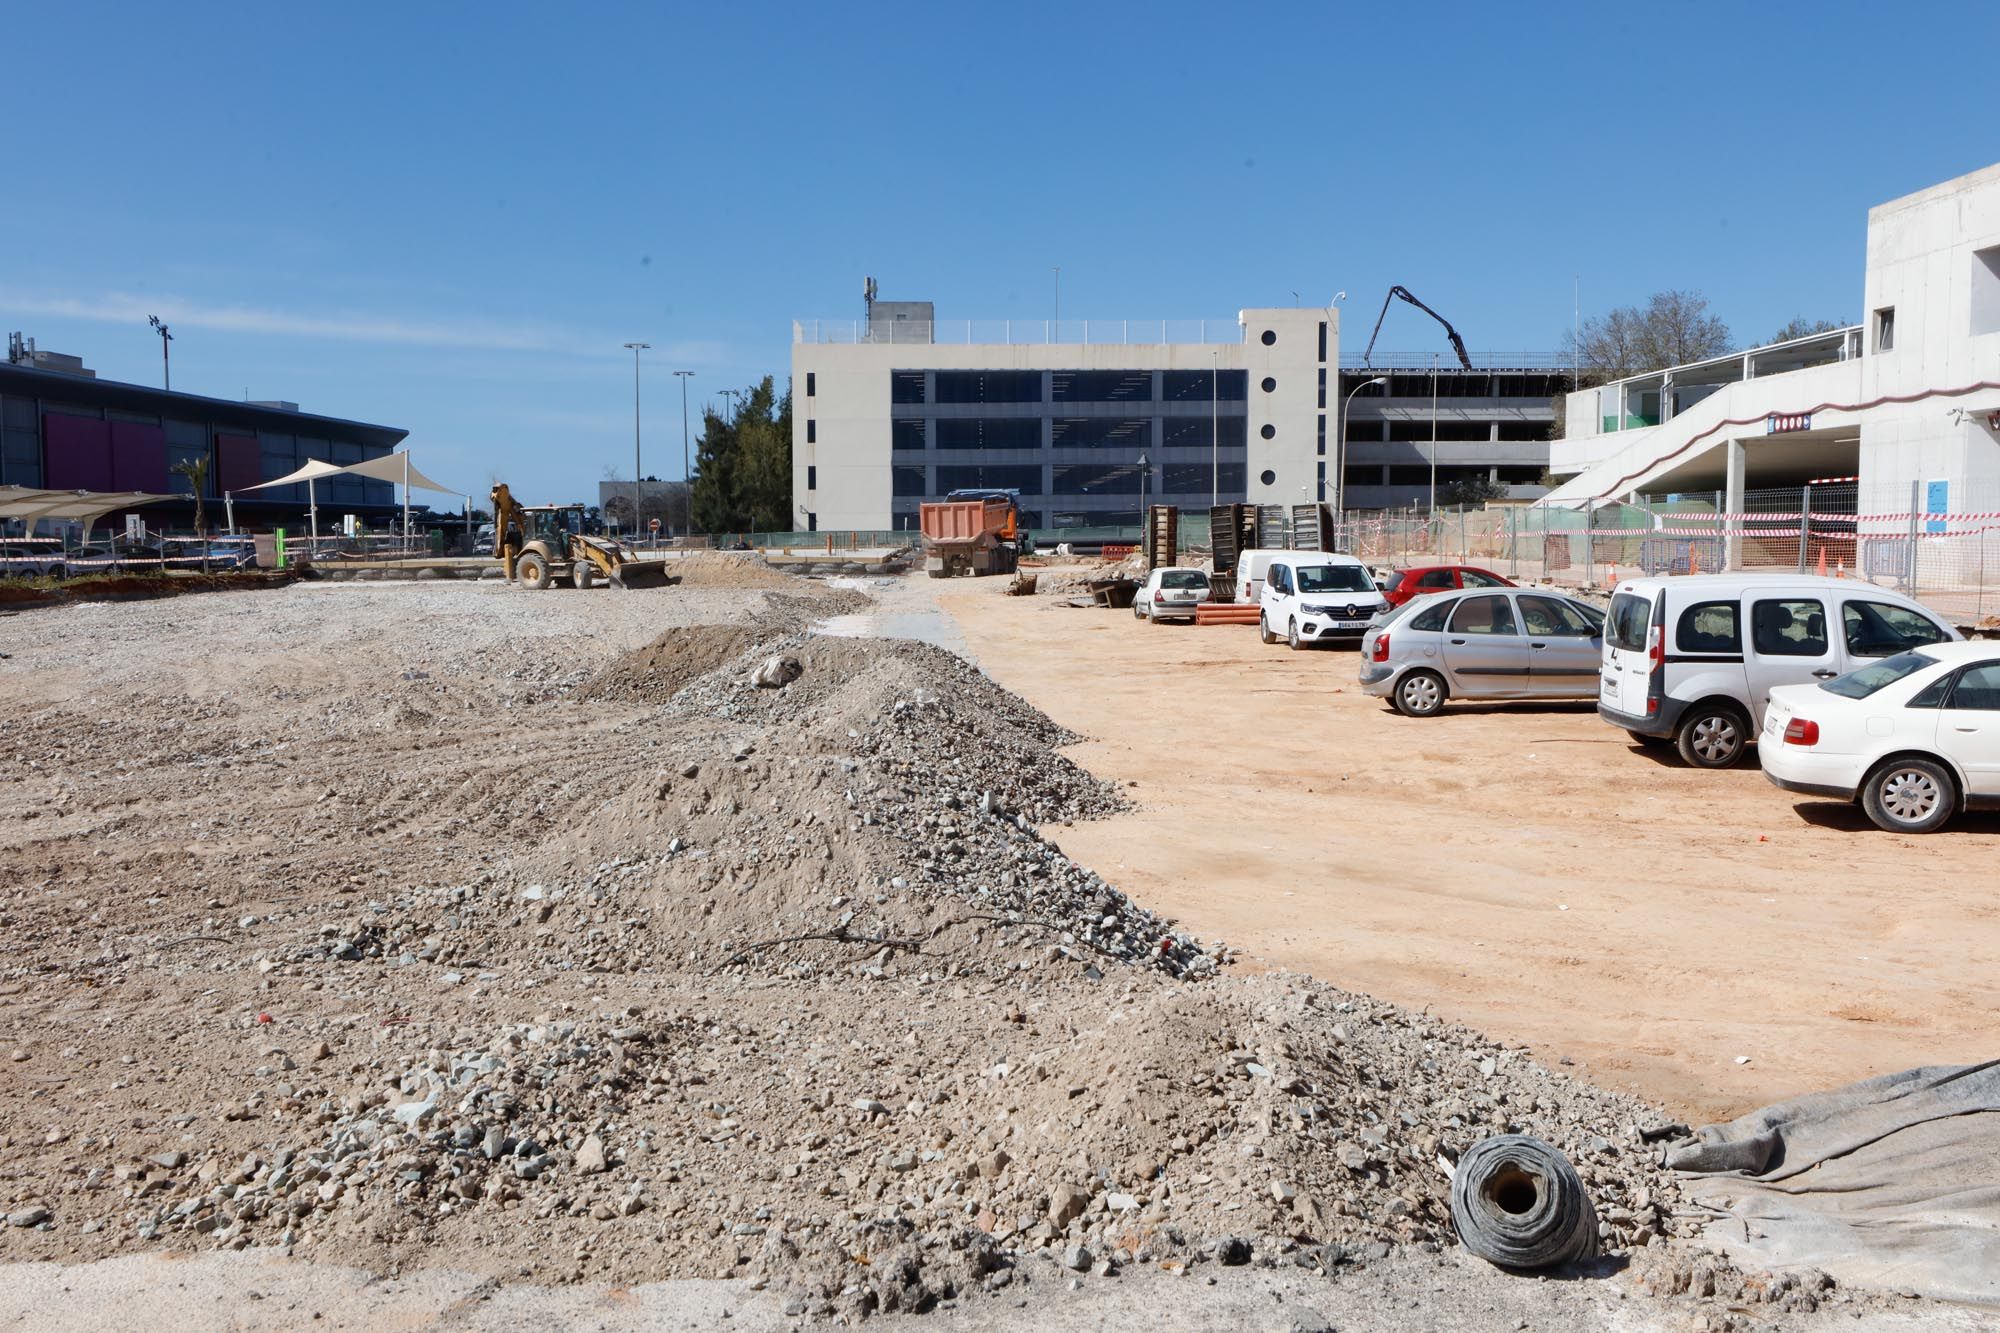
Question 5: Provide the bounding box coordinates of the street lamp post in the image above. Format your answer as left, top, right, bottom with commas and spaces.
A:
624, 342, 651, 542
673, 369, 695, 536
1337, 375, 1388, 529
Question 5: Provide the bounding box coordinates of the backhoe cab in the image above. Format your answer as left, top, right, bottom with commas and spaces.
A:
489, 483, 673, 590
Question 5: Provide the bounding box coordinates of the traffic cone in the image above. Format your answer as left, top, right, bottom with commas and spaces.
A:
1816, 546, 1827, 577
1689, 547, 1701, 575
1837, 558, 1847, 578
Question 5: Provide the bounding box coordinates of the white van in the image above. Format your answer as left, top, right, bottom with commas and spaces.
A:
1257, 551, 1389, 649
1599, 574, 1959, 768
1230, 548, 1289, 604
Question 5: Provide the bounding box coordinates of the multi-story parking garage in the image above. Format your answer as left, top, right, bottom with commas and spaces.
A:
791, 299, 1567, 532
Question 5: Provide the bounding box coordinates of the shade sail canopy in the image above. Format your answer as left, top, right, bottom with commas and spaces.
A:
231, 451, 463, 497
234, 459, 352, 492
0, 486, 178, 525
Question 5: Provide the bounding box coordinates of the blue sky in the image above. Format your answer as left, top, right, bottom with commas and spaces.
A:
7, 1, 1996, 503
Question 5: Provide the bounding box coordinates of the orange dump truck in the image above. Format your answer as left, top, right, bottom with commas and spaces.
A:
918, 489, 1028, 578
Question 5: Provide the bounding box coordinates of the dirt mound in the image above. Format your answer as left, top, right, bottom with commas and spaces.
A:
0, 570, 294, 610
669, 551, 799, 590
572, 623, 766, 703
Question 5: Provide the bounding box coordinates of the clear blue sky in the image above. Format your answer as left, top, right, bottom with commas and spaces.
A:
8, 1, 1996, 503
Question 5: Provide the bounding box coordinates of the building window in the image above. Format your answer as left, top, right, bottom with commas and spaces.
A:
806, 418, 816, 443
1260, 329, 1277, 346
1260, 376, 1277, 394
1163, 462, 1244, 494
933, 370, 1041, 404
1316, 413, 1326, 457
1163, 370, 1246, 401
1051, 370, 1151, 402
938, 463, 1041, 494
1875, 306, 1896, 353
891, 371, 926, 405
1161, 416, 1247, 449
806, 511, 816, 531
892, 465, 927, 497
1260, 424, 1276, 440
1317, 368, 1327, 409
937, 418, 1040, 450
1258, 469, 1276, 486
1973, 246, 2000, 337
807, 465, 817, 490
1050, 418, 1150, 449
1318, 321, 1327, 363
892, 418, 927, 451
806, 372, 816, 397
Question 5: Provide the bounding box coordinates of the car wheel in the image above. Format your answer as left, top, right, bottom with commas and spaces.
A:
515, 553, 552, 590
1287, 618, 1304, 650
1393, 670, 1447, 717
575, 562, 598, 590
1133, 601, 1146, 619
1259, 614, 1276, 645
1861, 757, 1956, 834
1675, 704, 1747, 768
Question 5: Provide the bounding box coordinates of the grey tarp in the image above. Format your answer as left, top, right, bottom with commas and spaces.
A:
1668, 1061, 2000, 1306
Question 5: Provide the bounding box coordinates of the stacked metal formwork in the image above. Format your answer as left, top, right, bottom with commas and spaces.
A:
1144, 505, 1178, 572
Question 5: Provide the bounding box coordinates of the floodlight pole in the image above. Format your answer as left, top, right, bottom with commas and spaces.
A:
674, 369, 695, 536
625, 342, 651, 542
148, 316, 173, 390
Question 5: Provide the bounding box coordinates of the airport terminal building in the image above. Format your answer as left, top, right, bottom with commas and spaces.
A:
791, 301, 1565, 532
1, 335, 407, 529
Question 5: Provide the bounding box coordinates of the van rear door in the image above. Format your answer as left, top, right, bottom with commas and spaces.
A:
1603, 588, 1658, 717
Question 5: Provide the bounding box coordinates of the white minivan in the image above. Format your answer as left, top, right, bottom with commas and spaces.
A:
1598, 573, 1959, 768
1257, 551, 1389, 650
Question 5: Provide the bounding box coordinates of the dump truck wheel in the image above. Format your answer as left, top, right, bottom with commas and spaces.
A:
575, 563, 597, 590
515, 553, 551, 590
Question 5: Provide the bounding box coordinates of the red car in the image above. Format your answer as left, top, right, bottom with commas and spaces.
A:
1379, 564, 1515, 607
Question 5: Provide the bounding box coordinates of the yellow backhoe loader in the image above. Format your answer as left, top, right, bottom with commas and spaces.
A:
489, 483, 674, 590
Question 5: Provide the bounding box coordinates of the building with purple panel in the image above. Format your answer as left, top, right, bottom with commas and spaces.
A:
2, 336, 408, 531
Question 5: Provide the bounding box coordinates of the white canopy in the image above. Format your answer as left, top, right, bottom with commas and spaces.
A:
234, 458, 352, 493
224, 449, 466, 546
0, 486, 176, 529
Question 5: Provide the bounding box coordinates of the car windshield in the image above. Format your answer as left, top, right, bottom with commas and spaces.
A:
1159, 570, 1207, 589
1296, 564, 1373, 593
1819, 651, 1936, 699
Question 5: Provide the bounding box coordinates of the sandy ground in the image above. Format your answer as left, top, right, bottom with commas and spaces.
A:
7, 1247, 1990, 1333
934, 574, 2000, 1124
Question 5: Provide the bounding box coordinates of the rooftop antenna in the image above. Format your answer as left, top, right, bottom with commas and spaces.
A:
148, 315, 174, 391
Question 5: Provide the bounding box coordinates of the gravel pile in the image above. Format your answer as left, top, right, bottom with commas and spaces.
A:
0, 569, 1793, 1326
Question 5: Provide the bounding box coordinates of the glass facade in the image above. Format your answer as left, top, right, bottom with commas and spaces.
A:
888, 366, 1247, 528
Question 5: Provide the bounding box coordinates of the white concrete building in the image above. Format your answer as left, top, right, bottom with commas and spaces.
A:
1545, 162, 2000, 530
791, 307, 1336, 532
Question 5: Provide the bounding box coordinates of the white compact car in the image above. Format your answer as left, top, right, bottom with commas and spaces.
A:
1762, 642, 2000, 832
1134, 566, 1210, 622
1598, 574, 1958, 768
1257, 552, 1389, 650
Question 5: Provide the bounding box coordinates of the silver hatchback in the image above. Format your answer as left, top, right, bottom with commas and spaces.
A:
1359, 587, 1606, 717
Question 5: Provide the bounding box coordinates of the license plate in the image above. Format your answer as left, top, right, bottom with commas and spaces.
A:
1333, 619, 1370, 629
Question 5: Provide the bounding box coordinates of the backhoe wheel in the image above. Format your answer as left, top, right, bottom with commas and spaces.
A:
574, 562, 597, 590
515, 553, 552, 590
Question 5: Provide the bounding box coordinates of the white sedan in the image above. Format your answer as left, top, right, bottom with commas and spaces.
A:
1134, 567, 1210, 623
1762, 641, 2000, 833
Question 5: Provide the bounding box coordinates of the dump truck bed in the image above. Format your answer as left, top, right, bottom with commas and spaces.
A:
919, 499, 1010, 543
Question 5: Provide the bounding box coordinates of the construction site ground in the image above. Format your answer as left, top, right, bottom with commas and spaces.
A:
933, 569, 2000, 1126
1, 558, 1992, 1329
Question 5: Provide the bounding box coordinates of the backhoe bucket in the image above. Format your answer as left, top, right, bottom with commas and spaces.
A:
611, 559, 672, 589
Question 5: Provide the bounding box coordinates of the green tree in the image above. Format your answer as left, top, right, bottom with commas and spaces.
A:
690, 376, 793, 533
1441, 474, 1509, 507
171, 456, 209, 536
1768, 316, 1847, 344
